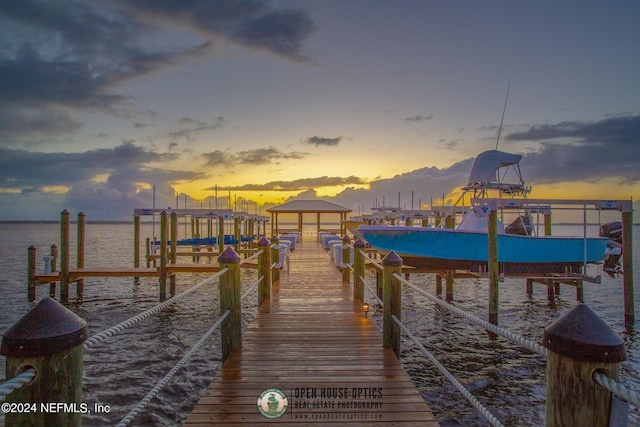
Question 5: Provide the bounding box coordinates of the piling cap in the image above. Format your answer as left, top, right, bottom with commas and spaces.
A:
342, 235, 351, 244
542, 304, 626, 363
257, 236, 270, 247
270, 235, 279, 243
353, 238, 366, 248
1, 297, 87, 358
382, 251, 403, 267
218, 246, 241, 264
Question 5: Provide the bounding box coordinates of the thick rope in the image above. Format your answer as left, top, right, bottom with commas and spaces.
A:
241, 275, 262, 301
393, 315, 505, 427
239, 249, 263, 265
360, 249, 383, 270
393, 273, 548, 357
593, 371, 640, 408
116, 309, 230, 427
360, 275, 383, 306
84, 268, 228, 349
0, 368, 37, 398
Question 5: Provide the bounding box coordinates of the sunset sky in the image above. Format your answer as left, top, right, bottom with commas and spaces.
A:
1, 1, 639, 221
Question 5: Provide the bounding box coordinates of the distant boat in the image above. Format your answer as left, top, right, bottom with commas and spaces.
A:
359, 150, 611, 274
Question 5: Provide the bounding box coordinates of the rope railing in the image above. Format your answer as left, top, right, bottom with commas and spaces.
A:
241, 275, 262, 301
593, 371, 640, 408
392, 314, 505, 427
360, 275, 383, 306
84, 267, 229, 349
392, 272, 548, 357
0, 368, 37, 399
359, 249, 383, 270
239, 249, 263, 265
116, 309, 230, 427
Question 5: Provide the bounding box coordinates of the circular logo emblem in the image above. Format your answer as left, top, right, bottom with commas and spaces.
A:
257, 388, 288, 419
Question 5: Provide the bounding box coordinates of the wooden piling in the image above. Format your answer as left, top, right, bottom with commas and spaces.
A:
60, 209, 70, 303
445, 270, 454, 301
543, 304, 626, 426
341, 235, 351, 283
0, 297, 88, 426
170, 211, 178, 296
49, 244, 58, 297
257, 237, 271, 306
382, 251, 403, 357
435, 274, 442, 295
76, 212, 85, 299
218, 215, 224, 253
353, 238, 366, 302
159, 210, 168, 301
145, 237, 151, 268
134, 215, 140, 284
488, 205, 499, 325
544, 213, 552, 236
219, 247, 242, 362
27, 246, 36, 302
622, 209, 634, 324
270, 236, 280, 284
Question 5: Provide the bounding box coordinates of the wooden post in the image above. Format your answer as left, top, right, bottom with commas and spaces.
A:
27, 245, 37, 302
218, 215, 225, 253
376, 269, 383, 301
49, 244, 58, 297
76, 212, 85, 299
145, 237, 151, 268
170, 211, 178, 296
543, 304, 626, 426
526, 278, 533, 298
622, 209, 634, 324
382, 251, 403, 357
406, 217, 413, 227
233, 216, 240, 250
435, 274, 443, 295
270, 236, 280, 284
159, 210, 168, 301
353, 239, 366, 303
544, 213, 552, 236
60, 209, 70, 303
1, 297, 87, 426
341, 235, 351, 283
488, 204, 499, 325
257, 237, 271, 306
445, 270, 454, 301
219, 247, 242, 362
134, 215, 140, 284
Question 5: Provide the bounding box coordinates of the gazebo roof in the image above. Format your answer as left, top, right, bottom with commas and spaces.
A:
266, 200, 351, 214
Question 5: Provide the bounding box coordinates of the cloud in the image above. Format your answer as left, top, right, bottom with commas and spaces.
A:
506, 114, 640, 184
113, 0, 316, 62
167, 116, 225, 142
300, 136, 342, 147
203, 147, 307, 167
0, 0, 315, 140
405, 114, 433, 123
217, 175, 366, 191
0, 142, 202, 219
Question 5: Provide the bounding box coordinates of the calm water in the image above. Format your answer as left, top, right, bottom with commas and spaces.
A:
0, 222, 639, 426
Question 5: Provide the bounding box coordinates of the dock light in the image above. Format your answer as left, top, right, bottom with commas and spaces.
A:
362, 302, 370, 317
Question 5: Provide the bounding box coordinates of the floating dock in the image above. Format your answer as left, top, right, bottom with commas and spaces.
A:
184, 240, 437, 425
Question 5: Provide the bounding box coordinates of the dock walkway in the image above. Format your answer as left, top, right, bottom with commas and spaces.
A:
184, 240, 437, 425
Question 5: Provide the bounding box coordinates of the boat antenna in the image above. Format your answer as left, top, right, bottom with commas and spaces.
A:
495, 81, 511, 150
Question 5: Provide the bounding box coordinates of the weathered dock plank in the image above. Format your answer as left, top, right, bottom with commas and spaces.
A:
184, 239, 437, 425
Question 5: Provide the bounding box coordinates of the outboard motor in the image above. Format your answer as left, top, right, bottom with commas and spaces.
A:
600, 221, 623, 278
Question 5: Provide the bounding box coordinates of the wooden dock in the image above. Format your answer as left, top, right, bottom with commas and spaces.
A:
184, 240, 437, 425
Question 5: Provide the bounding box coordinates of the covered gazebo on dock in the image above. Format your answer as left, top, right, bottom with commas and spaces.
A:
266, 200, 351, 237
